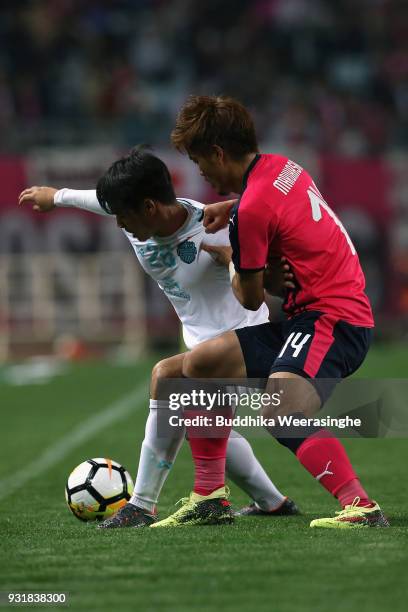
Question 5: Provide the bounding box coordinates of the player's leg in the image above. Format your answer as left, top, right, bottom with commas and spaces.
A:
99, 354, 186, 529
182, 331, 246, 501
260, 314, 388, 528
130, 354, 187, 511
147, 346, 294, 514
264, 370, 372, 503
152, 331, 250, 527
152, 326, 299, 526
182, 330, 247, 378
182, 331, 244, 500
181, 328, 274, 499
226, 430, 298, 515
101, 343, 294, 528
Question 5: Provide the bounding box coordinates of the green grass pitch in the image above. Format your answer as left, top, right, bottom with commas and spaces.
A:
0, 344, 407, 612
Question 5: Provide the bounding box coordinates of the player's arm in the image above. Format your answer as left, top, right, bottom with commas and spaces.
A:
19, 186, 109, 216
203, 199, 236, 233
229, 204, 277, 309
201, 244, 295, 307
201, 242, 264, 309
231, 269, 265, 310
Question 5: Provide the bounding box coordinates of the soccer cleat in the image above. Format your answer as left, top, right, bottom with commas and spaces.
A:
97, 502, 157, 529
150, 486, 234, 528
310, 497, 389, 529
235, 497, 300, 517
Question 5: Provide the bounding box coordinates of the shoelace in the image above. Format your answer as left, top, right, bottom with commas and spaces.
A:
174, 487, 230, 508
175, 495, 194, 508
335, 496, 371, 518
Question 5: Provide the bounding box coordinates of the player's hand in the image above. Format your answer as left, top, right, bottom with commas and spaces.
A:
203, 200, 235, 233
201, 243, 232, 267
18, 186, 58, 212
281, 257, 296, 290
264, 257, 296, 296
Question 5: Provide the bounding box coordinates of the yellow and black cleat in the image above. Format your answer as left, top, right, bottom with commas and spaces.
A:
310, 498, 389, 529
150, 486, 234, 528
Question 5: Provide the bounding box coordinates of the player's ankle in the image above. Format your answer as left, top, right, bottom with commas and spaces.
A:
130, 497, 157, 515
336, 478, 372, 508
354, 499, 375, 508
194, 484, 225, 497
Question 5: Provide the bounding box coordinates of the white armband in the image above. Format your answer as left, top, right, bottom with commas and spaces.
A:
54, 189, 110, 216
229, 261, 236, 283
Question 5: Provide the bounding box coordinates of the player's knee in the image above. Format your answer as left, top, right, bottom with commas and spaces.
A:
151, 358, 180, 398
183, 347, 207, 378
151, 359, 169, 385
183, 339, 224, 378
260, 394, 322, 455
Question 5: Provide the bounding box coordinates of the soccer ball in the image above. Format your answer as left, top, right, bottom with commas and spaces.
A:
65, 458, 134, 522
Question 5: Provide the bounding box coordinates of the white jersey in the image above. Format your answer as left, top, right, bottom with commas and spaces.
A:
55, 190, 269, 348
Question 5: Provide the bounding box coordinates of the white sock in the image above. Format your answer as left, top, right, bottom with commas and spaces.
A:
226, 430, 286, 511
130, 399, 185, 513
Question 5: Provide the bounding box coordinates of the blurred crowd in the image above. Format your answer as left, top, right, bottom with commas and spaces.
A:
1, 0, 407, 153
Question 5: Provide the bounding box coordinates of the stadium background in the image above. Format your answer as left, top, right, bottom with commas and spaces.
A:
0, 2, 407, 612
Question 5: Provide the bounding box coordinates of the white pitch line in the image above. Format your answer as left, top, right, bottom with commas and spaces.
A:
0, 382, 148, 502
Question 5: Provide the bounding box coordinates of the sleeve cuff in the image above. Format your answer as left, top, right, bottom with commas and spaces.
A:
54, 188, 70, 207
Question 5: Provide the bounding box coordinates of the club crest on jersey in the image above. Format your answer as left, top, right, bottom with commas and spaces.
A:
177, 240, 197, 264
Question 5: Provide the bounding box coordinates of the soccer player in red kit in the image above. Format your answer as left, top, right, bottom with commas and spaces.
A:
151, 95, 388, 529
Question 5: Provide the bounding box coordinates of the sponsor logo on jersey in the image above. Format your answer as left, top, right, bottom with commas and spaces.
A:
177, 240, 197, 264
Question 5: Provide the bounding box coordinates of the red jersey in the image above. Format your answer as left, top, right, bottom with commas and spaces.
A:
229, 154, 374, 327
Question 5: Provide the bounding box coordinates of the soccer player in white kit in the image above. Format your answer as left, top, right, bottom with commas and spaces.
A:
19, 146, 298, 528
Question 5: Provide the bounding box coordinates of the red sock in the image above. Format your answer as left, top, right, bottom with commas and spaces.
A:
186, 409, 231, 496
336, 478, 373, 508
296, 430, 373, 507
188, 437, 229, 496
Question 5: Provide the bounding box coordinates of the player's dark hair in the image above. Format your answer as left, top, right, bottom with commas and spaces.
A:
171, 95, 259, 160
96, 146, 176, 215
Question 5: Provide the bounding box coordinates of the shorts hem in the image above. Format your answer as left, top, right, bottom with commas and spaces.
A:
269, 365, 310, 379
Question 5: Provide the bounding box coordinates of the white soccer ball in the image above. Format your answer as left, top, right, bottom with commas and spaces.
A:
65, 458, 134, 522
